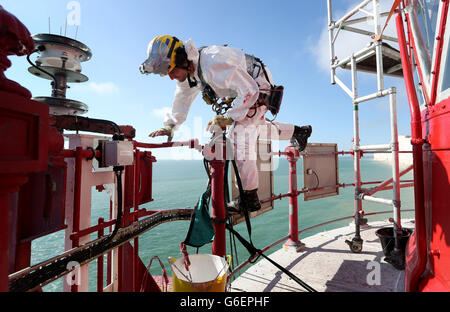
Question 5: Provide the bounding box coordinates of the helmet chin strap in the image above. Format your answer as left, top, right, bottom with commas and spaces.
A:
177, 61, 198, 88
187, 75, 198, 88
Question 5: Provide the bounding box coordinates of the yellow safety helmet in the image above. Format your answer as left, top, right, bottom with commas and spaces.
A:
139, 35, 184, 76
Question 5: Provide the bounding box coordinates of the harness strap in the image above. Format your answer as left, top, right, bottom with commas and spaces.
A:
197, 47, 274, 117
140, 256, 169, 292
251, 55, 275, 89
225, 223, 317, 292
230, 159, 253, 245
197, 47, 207, 88
220, 137, 315, 291
374, 0, 402, 42
197, 47, 218, 102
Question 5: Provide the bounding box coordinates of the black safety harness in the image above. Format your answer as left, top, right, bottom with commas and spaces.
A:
196, 47, 284, 119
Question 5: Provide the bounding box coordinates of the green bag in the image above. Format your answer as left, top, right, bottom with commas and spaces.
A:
183, 186, 215, 248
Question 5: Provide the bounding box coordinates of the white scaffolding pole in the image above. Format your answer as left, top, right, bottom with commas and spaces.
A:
389, 88, 402, 231
326, 0, 403, 252
373, 0, 384, 91
327, 0, 336, 84
351, 54, 364, 240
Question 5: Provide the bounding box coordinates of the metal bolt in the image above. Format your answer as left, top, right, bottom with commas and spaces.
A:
429, 249, 440, 257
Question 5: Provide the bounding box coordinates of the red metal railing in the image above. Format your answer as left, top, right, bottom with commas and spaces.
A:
8, 134, 415, 292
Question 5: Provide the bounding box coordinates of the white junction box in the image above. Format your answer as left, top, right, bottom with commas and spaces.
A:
103, 140, 134, 167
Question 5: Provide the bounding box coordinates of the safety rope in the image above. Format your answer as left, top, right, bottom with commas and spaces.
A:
374, 0, 403, 41
140, 256, 169, 292
223, 159, 240, 278
224, 155, 317, 292
225, 223, 317, 293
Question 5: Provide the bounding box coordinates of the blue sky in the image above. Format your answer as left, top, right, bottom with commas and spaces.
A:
3, 0, 411, 159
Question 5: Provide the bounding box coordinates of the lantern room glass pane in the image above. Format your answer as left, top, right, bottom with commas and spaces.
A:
442, 37, 450, 92
408, 0, 440, 85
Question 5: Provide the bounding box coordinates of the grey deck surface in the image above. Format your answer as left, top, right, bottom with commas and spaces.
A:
230, 219, 414, 292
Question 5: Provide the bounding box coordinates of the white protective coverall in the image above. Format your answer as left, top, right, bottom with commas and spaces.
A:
163, 39, 294, 191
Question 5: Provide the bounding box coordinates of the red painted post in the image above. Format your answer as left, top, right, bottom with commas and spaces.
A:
0, 176, 28, 291
72, 147, 83, 249
107, 200, 112, 285
210, 159, 226, 257
70, 146, 84, 293
0, 191, 9, 292
97, 218, 104, 292
210, 155, 226, 257
283, 146, 305, 252
133, 238, 139, 292
133, 149, 140, 291
132, 148, 141, 292
134, 149, 141, 211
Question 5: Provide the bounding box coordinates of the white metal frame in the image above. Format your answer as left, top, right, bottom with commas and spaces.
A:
327, 0, 403, 244
436, 6, 450, 103
63, 134, 118, 292
407, 0, 444, 99
428, 0, 445, 88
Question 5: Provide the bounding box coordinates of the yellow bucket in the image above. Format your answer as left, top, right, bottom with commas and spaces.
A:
168, 254, 231, 292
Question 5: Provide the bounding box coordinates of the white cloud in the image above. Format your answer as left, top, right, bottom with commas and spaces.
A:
88, 82, 119, 95
72, 82, 119, 96
152, 106, 172, 120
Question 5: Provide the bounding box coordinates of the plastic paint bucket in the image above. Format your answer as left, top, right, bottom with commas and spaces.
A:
168, 254, 231, 292
376, 227, 412, 258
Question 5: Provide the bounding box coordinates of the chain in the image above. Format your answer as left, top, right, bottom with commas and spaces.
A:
212, 98, 234, 116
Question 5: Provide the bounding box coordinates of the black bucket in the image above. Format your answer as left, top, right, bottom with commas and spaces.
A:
375, 227, 413, 258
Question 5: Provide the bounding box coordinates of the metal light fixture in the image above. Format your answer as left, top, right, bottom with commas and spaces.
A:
28, 33, 92, 115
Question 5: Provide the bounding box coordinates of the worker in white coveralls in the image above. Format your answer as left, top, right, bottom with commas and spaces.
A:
140, 35, 312, 214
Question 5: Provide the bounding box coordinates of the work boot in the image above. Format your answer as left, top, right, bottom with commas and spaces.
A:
291, 125, 312, 152
227, 189, 261, 215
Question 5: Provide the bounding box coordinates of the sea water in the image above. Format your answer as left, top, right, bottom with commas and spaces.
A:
30, 157, 415, 291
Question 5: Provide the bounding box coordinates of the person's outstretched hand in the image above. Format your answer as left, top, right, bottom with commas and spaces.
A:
149, 124, 175, 142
